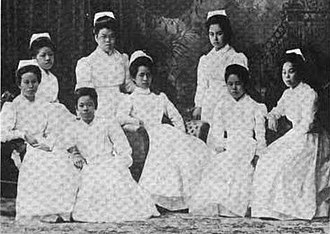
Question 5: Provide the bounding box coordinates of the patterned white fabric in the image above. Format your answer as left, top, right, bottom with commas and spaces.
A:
189, 94, 267, 216
194, 44, 248, 124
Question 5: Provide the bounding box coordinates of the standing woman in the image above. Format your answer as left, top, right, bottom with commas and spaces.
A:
252, 49, 330, 220
192, 10, 248, 124
0, 60, 77, 223
75, 11, 135, 118
29, 32, 59, 103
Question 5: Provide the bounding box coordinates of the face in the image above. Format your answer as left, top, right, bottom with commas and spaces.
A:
19, 72, 39, 100
35, 47, 54, 70
134, 66, 152, 89
226, 74, 245, 101
76, 95, 95, 124
95, 28, 116, 53
209, 24, 225, 51
282, 62, 300, 88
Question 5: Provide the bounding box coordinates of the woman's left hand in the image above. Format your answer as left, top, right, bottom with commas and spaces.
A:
251, 155, 259, 168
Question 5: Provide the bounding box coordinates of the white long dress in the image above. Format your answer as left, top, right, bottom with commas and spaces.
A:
252, 82, 330, 220
0, 95, 78, 220
35, 67, 59, 103
66, 116, 159, 222
117, 88, 213, 210
189, 94, 267, 216
194, 44, 248, 124
75, 47, 135, 118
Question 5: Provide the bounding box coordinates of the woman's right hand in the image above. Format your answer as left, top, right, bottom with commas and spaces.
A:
215, 147, 226, 153
267, 114, 278, 132
192, 107, 202, 120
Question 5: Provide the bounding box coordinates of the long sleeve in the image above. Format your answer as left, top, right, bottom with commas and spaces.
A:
161, 93, 185, 132
254, 103, 267, 156
269, 91, 287, 119
293, 89, 318, 135
75, 58, 94, 90
207, 102, 226, 150
116, 95, 140, 126
121, 53, 136, 93
0, 102, 25, 142
194, 56, 208, 107
44, 103, 77, 150
233, 52, 248, 69
107, 119, 133, 167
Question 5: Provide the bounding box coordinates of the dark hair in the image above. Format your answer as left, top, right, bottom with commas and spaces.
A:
93, 16, 118, 36
129, 56, 154, 79
16, 65, 42, 87
281, 52, 305, 81
74, 87, 98, 110
129, 56, 161, 94
225, 64, 249, 87
30, 37, 56, 58
206, 15, 232, 45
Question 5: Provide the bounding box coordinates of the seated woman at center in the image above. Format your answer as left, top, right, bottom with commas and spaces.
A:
116, 50, 213, 212
189, 64, 267, 217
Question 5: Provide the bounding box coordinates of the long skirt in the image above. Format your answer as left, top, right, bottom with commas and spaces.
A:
72, 157, 159, 222
189, 137, 257, 217
15, 146, 78, 221
252, 129, 330, 220
139, 124, 212, 210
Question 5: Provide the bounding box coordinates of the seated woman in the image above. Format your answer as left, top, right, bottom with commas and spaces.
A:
252, 49, 330, 219
65, 87, 159, 223
189, 64, 267, 217
252, 49, 330, 220
116, 50, 213, 212
0, 60, 77, 223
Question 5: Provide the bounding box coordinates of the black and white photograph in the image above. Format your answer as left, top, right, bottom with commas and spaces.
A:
1, 0, 329, 233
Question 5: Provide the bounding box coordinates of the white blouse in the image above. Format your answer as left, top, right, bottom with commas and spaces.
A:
116, 88, 185, 132
66, 117, 133, 166
207, 94, 267, 155
195, 44, 248, 107
75, 47, 134, 92
35, 68, 59, 103
269, 82, 318, 135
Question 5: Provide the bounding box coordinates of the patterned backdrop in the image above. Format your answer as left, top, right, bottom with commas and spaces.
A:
1, 0, 330, 124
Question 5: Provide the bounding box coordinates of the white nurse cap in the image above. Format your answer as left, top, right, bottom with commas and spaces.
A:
17, 59, 38, 70
129, 50, 153, 66
286, 48, 305, 61
94, 11, 115, 25
207, 10, 227, 20
29, 32, 51, 47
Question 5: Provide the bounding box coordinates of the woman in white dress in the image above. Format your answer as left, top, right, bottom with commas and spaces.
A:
189, 64, 267, 217
252, 50, 330, 220
66, 87, 159, 223
116, 51, 213, 212
75, 11, 135, 118
29, 32, 59, 103
0, 60, 77, 223
192, 10, 248, 125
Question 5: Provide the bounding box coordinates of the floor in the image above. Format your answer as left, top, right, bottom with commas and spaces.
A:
1, 198, 329, 234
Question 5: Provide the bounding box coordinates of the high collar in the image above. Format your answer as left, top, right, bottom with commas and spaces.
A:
289, 81, 303, 92
95, 46, 116, 57
210, 44, 231, 55
133, 87, 151, 95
